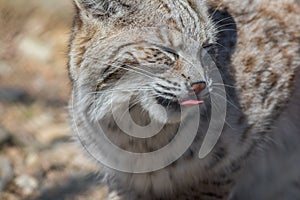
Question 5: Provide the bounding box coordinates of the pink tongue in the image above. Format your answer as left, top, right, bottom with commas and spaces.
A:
181, 100, 204, 106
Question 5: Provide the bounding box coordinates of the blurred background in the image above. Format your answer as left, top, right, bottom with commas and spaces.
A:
0, 0, 106, 199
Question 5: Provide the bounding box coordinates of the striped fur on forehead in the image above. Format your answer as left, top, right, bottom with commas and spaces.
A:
162, 0, 213, 42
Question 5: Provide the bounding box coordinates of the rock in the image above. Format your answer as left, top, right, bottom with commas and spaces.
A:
0, 128, 11, 146
0, 158, 14, 191
0, 61, 12, 77
25, 153, 39, 167
37, 124, 70, 144
18, 37, 52, 62
14, 175, 38, 195
0, 88, 32, 104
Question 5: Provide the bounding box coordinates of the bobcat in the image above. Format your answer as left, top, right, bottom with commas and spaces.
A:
68, 0, 300, 199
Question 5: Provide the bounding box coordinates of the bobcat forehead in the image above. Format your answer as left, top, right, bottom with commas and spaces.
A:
70, 0, 216, 74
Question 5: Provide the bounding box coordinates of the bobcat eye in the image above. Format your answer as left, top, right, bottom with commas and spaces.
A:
201, 42, 215, 59
158, 46, 179, 60
202, 42, 214, 50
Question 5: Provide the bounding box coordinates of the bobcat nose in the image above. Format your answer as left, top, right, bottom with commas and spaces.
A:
191, 81, 206, 95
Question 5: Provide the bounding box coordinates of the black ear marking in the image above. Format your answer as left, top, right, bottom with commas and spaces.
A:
74, 0, 128, 19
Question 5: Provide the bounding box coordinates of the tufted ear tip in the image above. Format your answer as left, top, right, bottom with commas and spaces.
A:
73, 0, 127, 19
73, 0, 87, 11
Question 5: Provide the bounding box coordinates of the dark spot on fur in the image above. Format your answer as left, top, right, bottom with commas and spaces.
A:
238, 115, 246, 124
171, 160, 177, 167
200, 192, 224, 199
243, 56, 256, 73
184, 149, 194, 160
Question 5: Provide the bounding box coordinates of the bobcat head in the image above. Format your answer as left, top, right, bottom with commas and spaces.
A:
69, 0, 218, 124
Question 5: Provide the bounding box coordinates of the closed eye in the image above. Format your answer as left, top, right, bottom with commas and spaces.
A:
202, 42, 214, 49
157, 46, 179, 60
200, 42, 215, 59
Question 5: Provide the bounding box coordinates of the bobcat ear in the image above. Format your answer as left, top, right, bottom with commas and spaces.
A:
74, 0, 127, 19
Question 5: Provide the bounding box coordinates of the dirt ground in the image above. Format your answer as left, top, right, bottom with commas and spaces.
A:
0, 0, 108, 199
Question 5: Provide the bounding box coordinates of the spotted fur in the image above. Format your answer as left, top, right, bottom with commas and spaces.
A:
68, 0, 300, 199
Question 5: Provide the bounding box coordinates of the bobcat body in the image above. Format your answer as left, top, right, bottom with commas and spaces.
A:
69, 0, 300, 199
